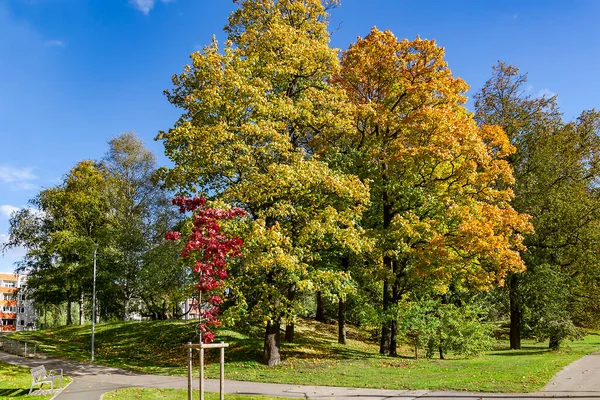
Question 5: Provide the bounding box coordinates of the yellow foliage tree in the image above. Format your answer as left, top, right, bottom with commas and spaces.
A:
157, 0, 368, 366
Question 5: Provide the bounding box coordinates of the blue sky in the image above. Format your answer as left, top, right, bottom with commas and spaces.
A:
1, 0, 599, 272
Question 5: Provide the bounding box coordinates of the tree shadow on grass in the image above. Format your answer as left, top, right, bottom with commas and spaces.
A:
488, 350, 551, 356
0, 388, 29, 397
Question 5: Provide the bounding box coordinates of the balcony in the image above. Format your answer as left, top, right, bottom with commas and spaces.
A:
0, 325, 16, 332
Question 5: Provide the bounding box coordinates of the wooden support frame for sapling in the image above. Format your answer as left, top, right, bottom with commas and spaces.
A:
185, 341, 229, 400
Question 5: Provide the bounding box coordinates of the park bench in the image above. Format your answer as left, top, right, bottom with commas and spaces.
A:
29, 365, 63, 394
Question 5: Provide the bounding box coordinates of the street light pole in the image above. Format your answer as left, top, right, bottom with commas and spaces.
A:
91, 244, 98, 362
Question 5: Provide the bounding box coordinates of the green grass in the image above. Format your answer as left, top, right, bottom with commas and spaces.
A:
10, 319, 600, 393
103, 388, 290, 400
0, 362, 71, 399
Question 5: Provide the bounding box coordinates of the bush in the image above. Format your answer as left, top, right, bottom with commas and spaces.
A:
398, 298, 495, 359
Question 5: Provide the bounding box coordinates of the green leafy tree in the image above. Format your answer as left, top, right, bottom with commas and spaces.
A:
5, 161, 110, 325
475, 63, 600, 349
100, 132, 181, 320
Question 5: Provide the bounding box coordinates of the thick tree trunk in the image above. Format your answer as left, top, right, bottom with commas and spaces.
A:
315, 291, 326, 322
78, 292, 84, 325
508, 274, 521, 350
439, 345, 445, 360
549, 336, 561, 350
263, 319, 281, 367
66, 301, 73, 325
338, 297, 347, 345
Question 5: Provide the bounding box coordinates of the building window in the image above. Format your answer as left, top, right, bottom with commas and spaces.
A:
4, 281, 16, 288
20, 308, 24, 313
20, 320, 24, 326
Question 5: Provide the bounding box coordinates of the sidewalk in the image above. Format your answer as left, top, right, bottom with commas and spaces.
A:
2, 350, 599, 399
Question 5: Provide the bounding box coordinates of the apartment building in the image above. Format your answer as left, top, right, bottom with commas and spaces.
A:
0, 273, 36, 332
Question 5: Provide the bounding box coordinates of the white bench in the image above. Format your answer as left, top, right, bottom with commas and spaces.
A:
29, 365, 63, 394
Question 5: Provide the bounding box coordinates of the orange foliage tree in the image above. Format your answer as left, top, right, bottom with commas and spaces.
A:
334, 28, 532, 356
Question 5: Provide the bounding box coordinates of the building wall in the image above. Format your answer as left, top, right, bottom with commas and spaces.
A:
0, 273, 35, 332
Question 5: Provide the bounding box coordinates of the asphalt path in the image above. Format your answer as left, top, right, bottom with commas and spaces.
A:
2, 350, 600, 399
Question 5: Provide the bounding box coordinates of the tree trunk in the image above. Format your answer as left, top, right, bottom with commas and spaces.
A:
338, 297, 347, 345
380, 180, 394, 356
508, 274, 521, 350
263, 319, 281, 367
380, 276, 392, 355
78, 292, 84, 325
285, 284, 296, 343
439, 345, 444, 360
162, 299, 169, 320
285, 322, 294, 343
123, 296, 129, 321
549, 336, 561, 350
66, 301, 73, 325
338, 256, 349, 345
389, 319, 398, 357
388, 262, 399, 356
315, 291, 326, 322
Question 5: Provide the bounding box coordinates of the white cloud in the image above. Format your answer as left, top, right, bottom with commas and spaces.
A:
0, 233, 26, 273
44, 39, 65, 47
130, 0, 153, 14
0, 166, 37, 183
0, 205, 19, 218
537, 88, 556, 98
0, 165, 38, 191
130, 0, 173, 14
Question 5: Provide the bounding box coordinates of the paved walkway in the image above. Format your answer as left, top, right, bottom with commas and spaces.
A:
2, 350, 600, 399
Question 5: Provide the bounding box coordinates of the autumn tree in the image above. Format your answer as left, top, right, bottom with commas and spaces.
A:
475, 64, 600, 349
165, 196, 246, 343
157, 0, 369, 366
335, 29, 531, 356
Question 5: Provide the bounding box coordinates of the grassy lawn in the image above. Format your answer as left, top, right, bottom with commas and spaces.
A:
10, 319, 600, 393
103, 388, 291, 400
0, 362, 70, 399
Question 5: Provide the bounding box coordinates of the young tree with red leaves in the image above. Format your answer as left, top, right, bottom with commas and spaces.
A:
166, 196, 246, 343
